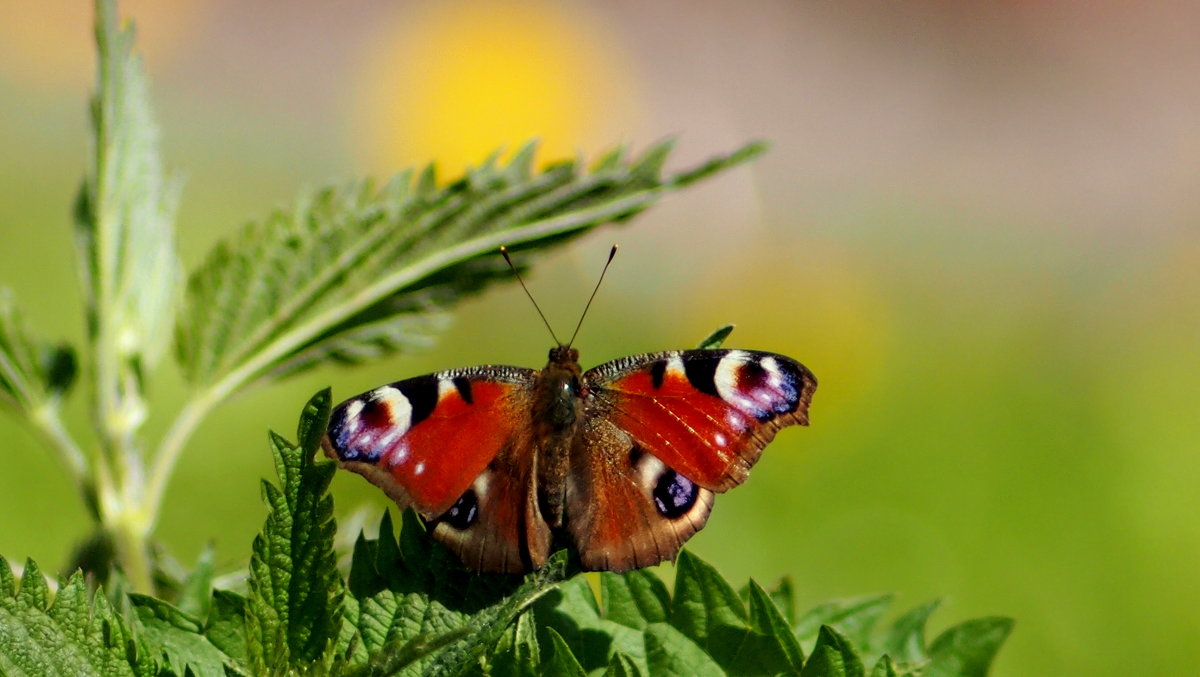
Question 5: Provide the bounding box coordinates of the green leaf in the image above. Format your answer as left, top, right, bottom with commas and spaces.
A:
600, 569, 670, 630
869, 655, 900, 677
0, 290, 78, 412
604, 652, 645, 677
766, 577, 796, 626
204, 590, 248, 665
0, 557, 153, 677
533, 574, 638, 672
878, 600, 941, 664
543, 628, 587, 677
130, 594, 241, 677
802, 626, 864, 677
745, 579, 805, 672
696, 324, 735, 350
173, 545, 215, 620
486, 611, 540, 677
338, 509, 570, 676
925, 617, 1013, 677
795, 594, 894, 650
176, 140, 765, 401
245, 389, 341, 674
643, 622, 725, 677
77, 0, 179, 372
670, 550, 749, 665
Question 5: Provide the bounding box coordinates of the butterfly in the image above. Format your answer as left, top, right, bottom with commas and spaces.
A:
321, 248, 817, 573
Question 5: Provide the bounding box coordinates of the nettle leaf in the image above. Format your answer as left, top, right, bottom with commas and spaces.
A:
543, 628, 588, 677
0, 557, 153, 677
802, 625, 865, 677
177, 140, 766, 399
604, 652, 645, 677
245, 389, 342, 675
925, 617, 1013, 677
643, 623, 724, 677
0, 290, 78, 412
129, 594, 242, 677
696, 324, 735, 350
795, 594, 894, 650
878, 599, 941, 664
76, 0, 180, 371
204, 590, 249, 665
339, 510, 570, 677
483, 611, 540, 677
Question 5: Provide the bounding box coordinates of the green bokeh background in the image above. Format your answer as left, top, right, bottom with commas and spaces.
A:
2, 3, 1197, 675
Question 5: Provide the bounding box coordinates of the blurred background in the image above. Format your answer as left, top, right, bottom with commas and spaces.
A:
1, 1, 1197, 674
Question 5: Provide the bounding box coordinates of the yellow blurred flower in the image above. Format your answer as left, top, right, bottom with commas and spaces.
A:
349, 0, 642, 176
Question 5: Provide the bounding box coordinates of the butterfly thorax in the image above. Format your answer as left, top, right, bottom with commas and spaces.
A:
532, 345, 585, 529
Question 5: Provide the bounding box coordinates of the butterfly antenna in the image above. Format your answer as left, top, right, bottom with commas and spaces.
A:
567, 244, 618, 348
501, 246, 562, 345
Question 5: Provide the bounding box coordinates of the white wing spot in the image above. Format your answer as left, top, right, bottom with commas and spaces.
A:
342, 400, 365, 435
373, 386, 413, 433
635, 452, 669, 493
665, 354, 686, 380
714, 351, 760, 416
471, 471, 492, 499
437, 377, 458, 402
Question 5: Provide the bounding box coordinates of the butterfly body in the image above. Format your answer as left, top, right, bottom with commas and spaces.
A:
323, 346, 816, 573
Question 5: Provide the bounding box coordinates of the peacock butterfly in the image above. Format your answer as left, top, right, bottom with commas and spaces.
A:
321, 247, 817, 573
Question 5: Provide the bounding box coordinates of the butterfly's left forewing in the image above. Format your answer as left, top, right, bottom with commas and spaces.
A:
323, 366, 551, 573
565, 349, 816, 571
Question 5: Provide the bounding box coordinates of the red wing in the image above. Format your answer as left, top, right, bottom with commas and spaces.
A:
322, 366, 535, 515
427, 432, 551, 573
565, 417, 716, 572
583, 349, 816, 492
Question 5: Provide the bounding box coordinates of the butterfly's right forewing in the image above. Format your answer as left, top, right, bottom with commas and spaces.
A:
323, 366, 535, 516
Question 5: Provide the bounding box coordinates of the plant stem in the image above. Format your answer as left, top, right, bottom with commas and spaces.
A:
30, 405, 99, 520
143, 383, 230, 529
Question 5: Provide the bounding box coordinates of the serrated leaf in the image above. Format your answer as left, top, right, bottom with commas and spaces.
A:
130, 594, 238, 677
869, 655, 900, 677
878, 600, 941, 664
176, 140, 765, 402
543, 628, 588, 677
925, 617, 1013, 677
696, 324, 735, 350
0, 290, 78, 412
795, 594, 894, 650
0, 556, 152, 677
802, 626, 864, 677
533, 575, 619, 672
485, 611, 540, 677
76, 0, 179, 372
669, 550, 749, 666
338, 510, 570, 677
744, 579, 805, 672
600, 570, 670, 630
643, 622, 725, 677
204, 590, 248, 665
174, 546, 215, 620
604, 652, 645, 677
245, 389, 341, 674
767, 577, 797, 626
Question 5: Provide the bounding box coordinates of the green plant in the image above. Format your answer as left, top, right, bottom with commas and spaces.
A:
0, 1, 1011, 674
